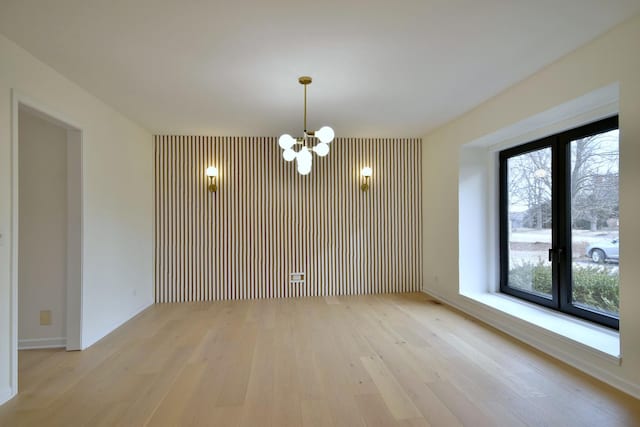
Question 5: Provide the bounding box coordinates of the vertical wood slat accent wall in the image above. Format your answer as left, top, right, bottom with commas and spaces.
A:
154, 136, 422, 303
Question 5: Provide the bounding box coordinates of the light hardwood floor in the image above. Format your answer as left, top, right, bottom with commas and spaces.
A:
1, 293, 638, 426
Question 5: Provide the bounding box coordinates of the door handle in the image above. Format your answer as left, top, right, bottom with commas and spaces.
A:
548, 247, 564, 262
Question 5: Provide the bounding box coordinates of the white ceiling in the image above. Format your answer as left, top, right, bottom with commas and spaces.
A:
1, 1, 638, 137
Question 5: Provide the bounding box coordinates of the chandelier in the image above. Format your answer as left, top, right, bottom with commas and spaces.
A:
278, 76, 334, 175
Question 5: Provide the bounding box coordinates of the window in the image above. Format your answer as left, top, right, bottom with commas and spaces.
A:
500, 116, 619, 329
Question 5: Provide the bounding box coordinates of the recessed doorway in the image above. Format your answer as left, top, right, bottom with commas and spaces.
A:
10, 93, 83, 395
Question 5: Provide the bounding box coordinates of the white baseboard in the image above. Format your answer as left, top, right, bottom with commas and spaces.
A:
0, 387, 14, 406
421, 288, 640, 400
18, 337, 66, 350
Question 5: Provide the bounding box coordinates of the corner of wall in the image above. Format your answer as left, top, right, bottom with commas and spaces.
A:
0, 386, 15, 406
81, 299, 153, 350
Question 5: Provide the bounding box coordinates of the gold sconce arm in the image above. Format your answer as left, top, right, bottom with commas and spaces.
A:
208, 177, 217, 193
206, 166, 218, 193
361, 177, 370, 192
360, 167, 372, 192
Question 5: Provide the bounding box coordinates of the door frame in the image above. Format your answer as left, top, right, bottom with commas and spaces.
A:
498, 115, 619, 329
9, 89, 84, 396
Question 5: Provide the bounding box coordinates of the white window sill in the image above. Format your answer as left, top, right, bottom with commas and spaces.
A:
460, 291, 620, 364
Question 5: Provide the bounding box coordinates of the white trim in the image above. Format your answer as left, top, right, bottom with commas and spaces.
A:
65, 128, 83, 351
9, 89, 85, 402
421, 288, 640, 400
10, 90, 20, 403
14, 92, 83, 131
18, 337, 67, 350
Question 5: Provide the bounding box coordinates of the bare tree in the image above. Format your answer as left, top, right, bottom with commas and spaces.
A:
570, 135, 618, 231
507, 132, 618, 231
507, 147, 551, 229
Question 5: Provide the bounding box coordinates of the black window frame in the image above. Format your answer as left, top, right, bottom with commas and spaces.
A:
499, 116, 619, 329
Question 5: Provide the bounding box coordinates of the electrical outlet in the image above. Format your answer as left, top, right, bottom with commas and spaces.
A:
290, 272, 305, 284
40, 310, 52, 326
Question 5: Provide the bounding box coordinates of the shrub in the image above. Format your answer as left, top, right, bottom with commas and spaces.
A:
508, 261, 618, 314
572, 266, 619, 314
509, 261, 552, 294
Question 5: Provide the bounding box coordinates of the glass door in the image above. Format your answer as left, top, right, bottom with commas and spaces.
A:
500, 116, 619, 328
565, 125, 619, 323
500, 141, 555, 307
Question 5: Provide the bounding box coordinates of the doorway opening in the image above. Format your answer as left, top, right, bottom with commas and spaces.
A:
10, 94, 83, 396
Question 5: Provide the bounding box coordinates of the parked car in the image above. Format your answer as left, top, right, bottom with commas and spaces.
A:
586, 238, 619, 263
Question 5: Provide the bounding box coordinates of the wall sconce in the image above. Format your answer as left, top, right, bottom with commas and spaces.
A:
360, 167, 372, 191
206, 166, 218, 192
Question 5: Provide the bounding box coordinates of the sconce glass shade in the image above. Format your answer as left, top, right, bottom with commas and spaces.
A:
278, 134, 296, 149
282, 148, 296, 162
206, 166, 218, 177
316, 126, 335, 143
361, 166, 372, 177
313, 143, 330, 157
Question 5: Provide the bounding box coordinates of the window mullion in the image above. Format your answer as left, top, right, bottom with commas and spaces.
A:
554, 137, 571, 311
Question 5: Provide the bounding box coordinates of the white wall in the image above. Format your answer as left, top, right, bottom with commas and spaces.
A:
421, 14, 640, 396
18, 109, 68, 348
0, 33, 154, 403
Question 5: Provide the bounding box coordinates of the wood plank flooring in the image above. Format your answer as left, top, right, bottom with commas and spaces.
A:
0, 293, 638, 426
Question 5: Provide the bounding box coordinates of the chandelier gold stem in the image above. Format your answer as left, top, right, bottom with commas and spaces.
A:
279, 76, 333, 175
